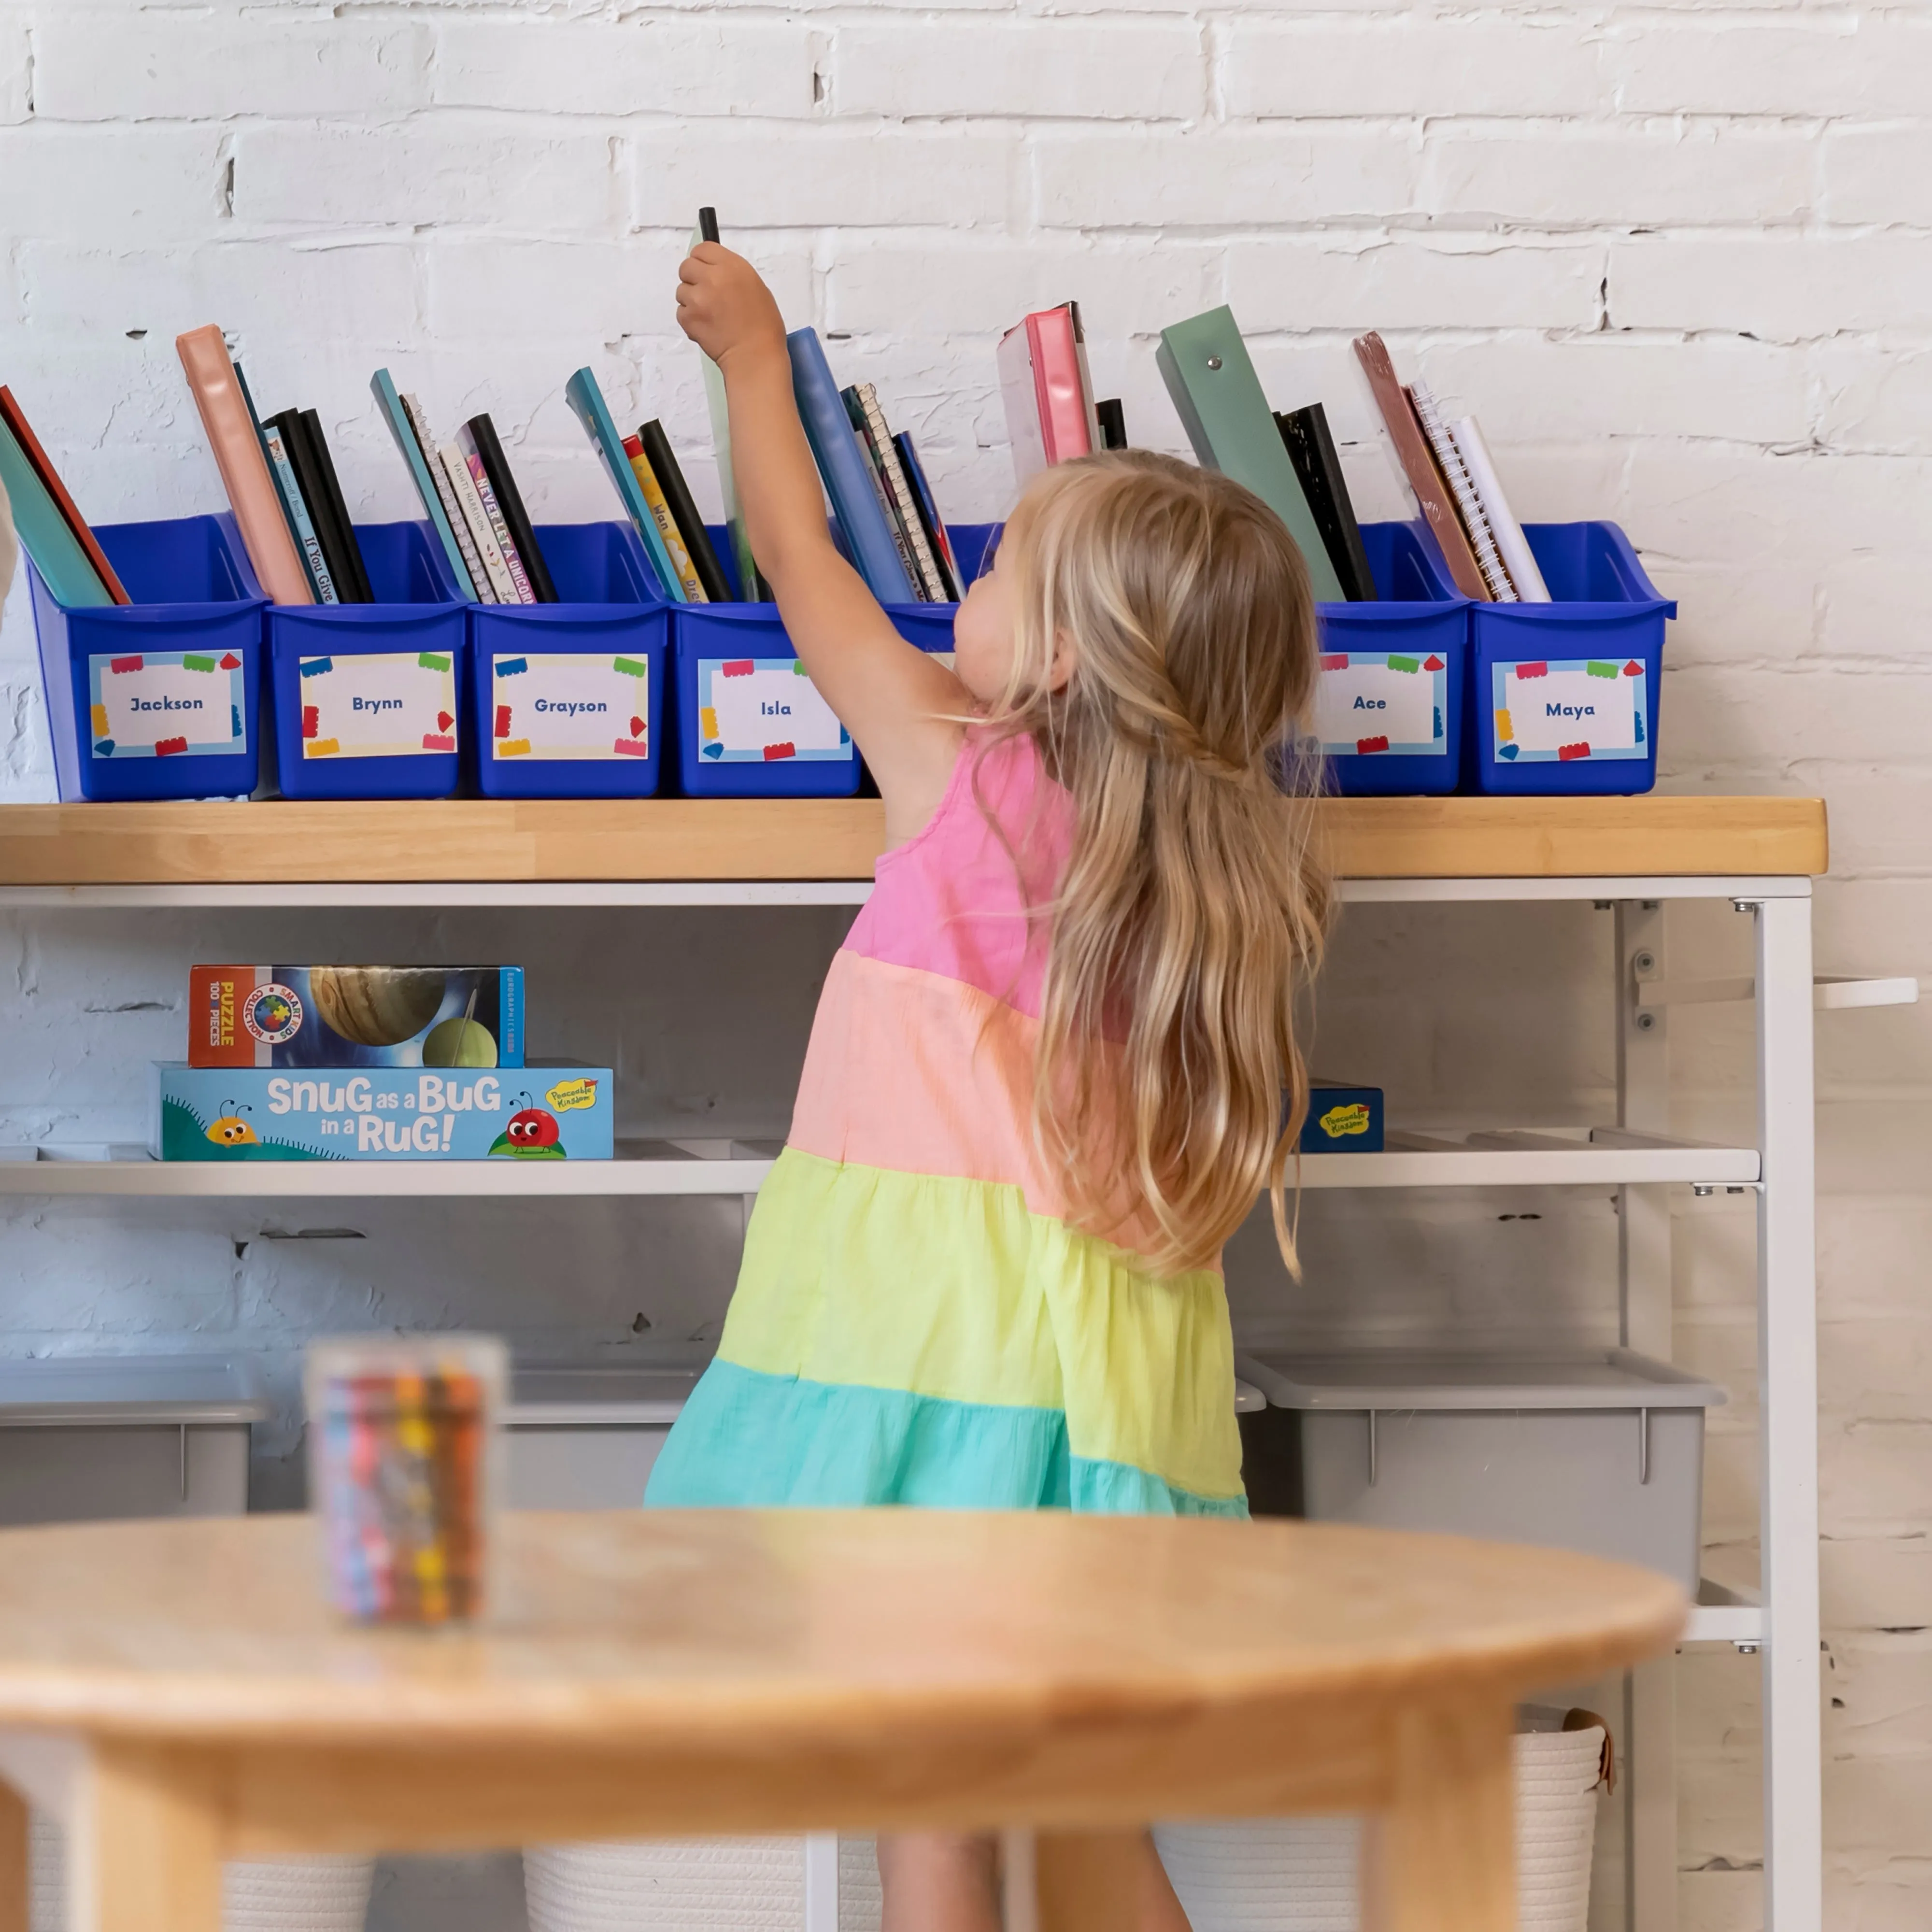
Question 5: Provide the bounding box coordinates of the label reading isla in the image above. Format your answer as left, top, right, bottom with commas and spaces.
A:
88, 651, 247, 760
1314, 651, 1446, 757
299, 651, 456, 760
697, 658, 850, 764
490, 653, 650, 761
1493, 660, 1646, 764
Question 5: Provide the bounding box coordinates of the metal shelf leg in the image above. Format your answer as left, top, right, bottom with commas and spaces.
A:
1753, 895, 1821, 1932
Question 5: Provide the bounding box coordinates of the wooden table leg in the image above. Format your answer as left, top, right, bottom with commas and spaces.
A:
1361, 1702, 1516, 1932
0, 1777, 27, 1932
72, 1744, 222, 1932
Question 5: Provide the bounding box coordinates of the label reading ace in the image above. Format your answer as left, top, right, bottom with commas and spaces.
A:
299, 651, 456, 760
1493, 659, 1647, 763
1314, 651, 1446, 756
89, 650, 247, 759
490, 653, 650, 761
697, 657, 849, 764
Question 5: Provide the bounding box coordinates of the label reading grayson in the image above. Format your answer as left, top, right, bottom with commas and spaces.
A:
490, 653, 650, 761
300, 651, 456, 760
697, 658, 849, 764
89, 650, 247, 759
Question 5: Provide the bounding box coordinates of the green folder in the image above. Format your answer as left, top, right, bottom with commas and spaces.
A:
1155, 307, 1343, 604
0, 415, 112, 608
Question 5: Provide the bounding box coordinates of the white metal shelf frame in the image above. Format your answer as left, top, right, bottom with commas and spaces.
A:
0, 869, 1820, 1932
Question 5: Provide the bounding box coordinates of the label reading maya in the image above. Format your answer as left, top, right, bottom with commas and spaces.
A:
697, 658, 849, 764
299, 651, 456, 760
88, 651, 247, 760
1493, 660, 1646, 764
1314, 652, 1445, 756
490, 653, 650, 761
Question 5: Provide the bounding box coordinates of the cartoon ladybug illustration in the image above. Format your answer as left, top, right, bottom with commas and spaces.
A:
205, 1101, 260, 1149
488, 1093, 566, 1160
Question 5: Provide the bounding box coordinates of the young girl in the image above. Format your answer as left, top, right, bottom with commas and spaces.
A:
647, 243, 1330, 1930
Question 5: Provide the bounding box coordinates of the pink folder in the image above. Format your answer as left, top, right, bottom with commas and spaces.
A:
997, 302, 1099, 489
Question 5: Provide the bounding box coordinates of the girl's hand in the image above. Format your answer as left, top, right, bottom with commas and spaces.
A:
676, 243, 787, 372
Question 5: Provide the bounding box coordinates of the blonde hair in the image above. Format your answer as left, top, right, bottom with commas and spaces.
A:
982, 450, 1330, 1278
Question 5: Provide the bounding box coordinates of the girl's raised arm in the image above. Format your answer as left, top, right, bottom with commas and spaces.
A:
676, 244, 966, 841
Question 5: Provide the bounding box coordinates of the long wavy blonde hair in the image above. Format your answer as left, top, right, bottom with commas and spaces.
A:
981, 450, 1330, 1278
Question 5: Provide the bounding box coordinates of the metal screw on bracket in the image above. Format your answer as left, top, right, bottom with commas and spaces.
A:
1736, 1641, 1761, 1655
1635, 1010, 1658, 1031
1634, 950, 1657, 975
1692, 1184, 1715, 1198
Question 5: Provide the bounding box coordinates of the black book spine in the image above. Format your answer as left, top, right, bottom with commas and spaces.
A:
464, 412, 557, 602
1277, 406, 1377, 603
1095, 398, 1128, 450
296, 409, 375, 602
272, 410, 366, 603
640, 419, 733, 603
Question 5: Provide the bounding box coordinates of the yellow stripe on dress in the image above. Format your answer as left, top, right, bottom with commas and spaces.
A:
719, 1148, 1244, 1506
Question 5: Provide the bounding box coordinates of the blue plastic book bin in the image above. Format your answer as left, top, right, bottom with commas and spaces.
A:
266, 522, 468, 801
1315, 524, 1471, 797
25, 514, 267, 802
468, 523, 670, 800
1466, 522, 1676, 797
884, 524, 1002, 658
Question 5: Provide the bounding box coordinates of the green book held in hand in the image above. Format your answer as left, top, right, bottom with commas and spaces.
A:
1156, 306, 1344, 604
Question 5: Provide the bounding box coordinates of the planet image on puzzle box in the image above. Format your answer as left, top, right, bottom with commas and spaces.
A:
310, 967, 449, 1048
423, 1013, 499, 1067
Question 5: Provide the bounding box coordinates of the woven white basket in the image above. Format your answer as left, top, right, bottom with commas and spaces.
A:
526, 1837, 885, 1932
1153, 1717, 1608, 1932
29, 1815, 373, 1932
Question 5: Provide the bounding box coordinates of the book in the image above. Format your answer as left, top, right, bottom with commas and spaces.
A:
623, 435, 708, 603
463, 413, 556, 603
562, 369, 686, 602
402, 392, 491, 602
175, 325, 314, 605
1350, 332, 1490, 604
894, 432, 959, 600
0, 388, 128, 603
787, 328, 914, 605
997, 302, 1098, 488
0, 410, 114, 607
841, 386, 925, 598
1411, 381, 1515, 602
458, 436, 534, 603
1155, 306, 1344, 603
440, 442, 518, 601
639, 420, 732, 602
1449, 415, 1550, 603
236, 365, 336, 606
372, 371, 478, 602
301, 408, 377, 604
688, 207, 762, 595
270, 410, 366, 604
856, 385, 946, 601
1275, 405, 1376, 604
1095, 397, 1128, 451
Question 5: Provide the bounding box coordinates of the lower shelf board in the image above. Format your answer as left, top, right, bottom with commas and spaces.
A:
0, 1129, 1761, 1196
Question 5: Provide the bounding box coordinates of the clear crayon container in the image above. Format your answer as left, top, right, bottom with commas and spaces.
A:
305, 1334, 506, 1627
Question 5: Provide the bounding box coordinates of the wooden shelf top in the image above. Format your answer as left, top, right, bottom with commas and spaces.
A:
0, 794, 1826, 886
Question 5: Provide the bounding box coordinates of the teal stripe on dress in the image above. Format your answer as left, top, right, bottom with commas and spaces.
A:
646, 1359, 1246, 1520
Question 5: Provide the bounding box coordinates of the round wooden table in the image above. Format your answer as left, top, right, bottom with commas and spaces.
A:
0, 1510, 1682, 1932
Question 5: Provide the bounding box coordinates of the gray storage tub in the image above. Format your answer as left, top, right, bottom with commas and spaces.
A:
0, 1356, 264, 1524
1236, 1348, 1724, 1594
504, 1367, 699, 1508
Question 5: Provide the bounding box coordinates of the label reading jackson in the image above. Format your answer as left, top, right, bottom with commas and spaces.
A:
1492, 659, 1646, 764
299, 651, 456, 760
490, 653, 650, 761
1313, 651, 1446, 757
697, 657, 850, 764
88, 650, 247, 760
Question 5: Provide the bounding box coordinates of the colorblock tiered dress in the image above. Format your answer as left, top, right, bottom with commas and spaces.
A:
647, 731, 1246, 1518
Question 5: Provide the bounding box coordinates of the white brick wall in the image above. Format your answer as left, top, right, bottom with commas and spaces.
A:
1, 5, 1929, 1928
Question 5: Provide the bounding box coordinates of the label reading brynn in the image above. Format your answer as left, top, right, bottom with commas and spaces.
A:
299, 651, 456, 760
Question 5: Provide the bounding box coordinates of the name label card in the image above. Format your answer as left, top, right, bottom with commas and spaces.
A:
490, 653, 650, 761
299, 652, 456, 760
1493, 659, 1646, 763
1314, 651, 1446, 756
88, 650, 247, 759
697, 658, 849, 764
